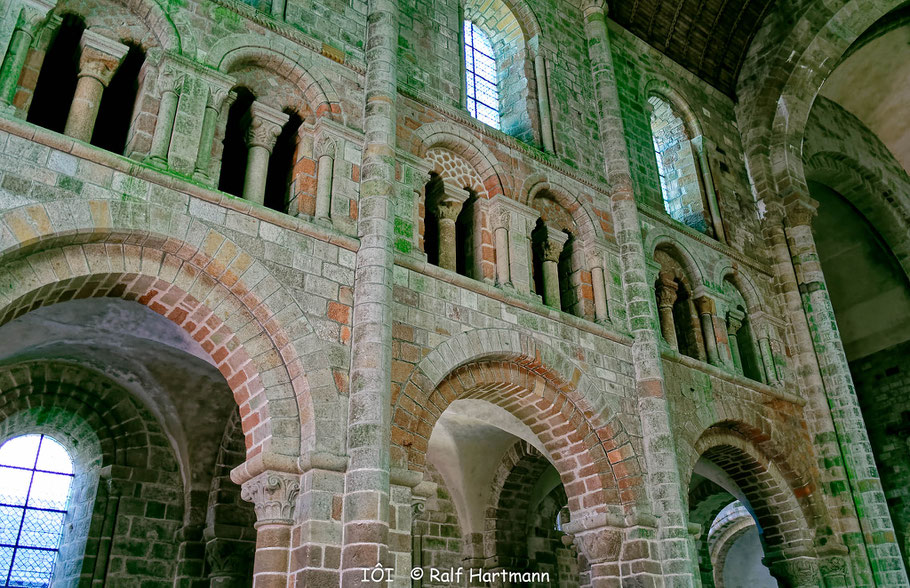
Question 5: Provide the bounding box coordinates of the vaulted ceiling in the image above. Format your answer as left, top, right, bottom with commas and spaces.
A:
610, 0, 777, 97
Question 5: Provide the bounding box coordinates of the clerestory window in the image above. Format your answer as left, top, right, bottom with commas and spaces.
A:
464, 21, 500, 129
0, 435, 74, 588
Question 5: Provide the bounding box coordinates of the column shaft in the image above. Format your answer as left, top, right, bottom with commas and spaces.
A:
315, 154, 334, 219
147, 89, 179, 167
438, 217, 458, 271
534, 52, 554, 153
241, 101, 288, 206
0, 27, 33, 108
695, 297, 720, 366
583, 2, 692, 582
65, 75, 105, 141
243, 144, 272, 205
591, 265, 609, 322
342, 0, 399, 584
494, 226, 510, 285
252, 523, 291, 588
194, 105, 219, 181
542, 259, 561, 308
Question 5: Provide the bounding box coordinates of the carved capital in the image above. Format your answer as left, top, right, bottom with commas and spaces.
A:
726, 309, 745, 334
156, 66, 185, 96
766, 556, 822, 588
784, 194, 819, 229
488, 194, 539, 233
693, 295, 715, 316
656, 272, 679, 308
243, 101, 289, 151
77, 30, 129, 86
205, 538, 254, 579
539, 224, 568, 262
240, 471, 300, 524
436, 185, 470, 222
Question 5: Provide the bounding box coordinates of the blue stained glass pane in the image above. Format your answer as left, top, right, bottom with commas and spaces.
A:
463, 21, 500, 129
0, 435, 72, 587
9, 547, 55, 586
0, 507, 23, 544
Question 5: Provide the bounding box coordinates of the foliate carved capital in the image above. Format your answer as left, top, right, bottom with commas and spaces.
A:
243, 101, 290, 151
766, 556, 822, 587
205, 538, 254, 578
156, 67, 185, 97
656, 272, 679, 308
488, 195, 539, 233
539, 225, 568, 263
77, 30, 129, 86
240, 471, 300, 524
726, 309, 745, 334
693, 295, 715, 316
436, 186, 471, 222
784, 194, 819, 229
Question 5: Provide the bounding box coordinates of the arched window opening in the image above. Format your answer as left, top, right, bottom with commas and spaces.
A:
423, 174, 443, 267
91, 43, 145, 155
463, 20, 500, 129
671, 280, 702, 360
0, 434, 74, 587
455, 192, 478, 278
722, 279, 764, 382
217, 87, 256, 198
26, 15, 85, 133
531, 218, 547, 299
649, 95, 711, 235
557, 231, 577, 316
263, 111, 303, 213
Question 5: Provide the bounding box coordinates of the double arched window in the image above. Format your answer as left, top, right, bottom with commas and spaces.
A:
0, 435, 74, 587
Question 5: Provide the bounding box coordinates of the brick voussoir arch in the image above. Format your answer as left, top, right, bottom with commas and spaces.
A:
0, 205, 320, 459
691, 425, 823, 558
523, 175, 603, 244
394, 328, 642, 520
412, 122, 510, 199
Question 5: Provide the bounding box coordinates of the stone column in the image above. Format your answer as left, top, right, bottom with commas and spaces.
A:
783, 194, 906, 584
241, 101, 288, 206
64, 31, 128, 142
725, 309, 744, 375
241, 471, 300, 588
315, 138, 336, 220
532, 48, 555, 153
205, 531, 255, 587
488, 195, 539, 294
145, 70, 183, 168
194, 85, 230, 183
694, 296, 720, 366
538, 225, 568, 309
343, 0, 398, 584
583, 1, 692, 583
588, 244, 612, 324
690, 135, 726, 244
435, 185, 469, 272
0, 9, 37, 110
569, 524, 622, 588
656, 273, 679, 350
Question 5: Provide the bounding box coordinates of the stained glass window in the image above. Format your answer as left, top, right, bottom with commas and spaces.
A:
464, 21, 500, 129
0, 435, 74, 587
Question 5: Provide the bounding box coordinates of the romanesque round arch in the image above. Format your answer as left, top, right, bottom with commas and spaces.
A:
0, 201, 330, 460
412, 122, 509, 199
392, 328, 642, 523
42, 0, 181, 52
713, 264, 765, 313
523, 175, 603, 244
212, 41, 341, 122
649, 236, 707, 292
804, 151, 910, 278
641, 77, 704, 138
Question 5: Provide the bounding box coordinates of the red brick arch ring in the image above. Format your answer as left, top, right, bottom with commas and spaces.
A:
392, 328, 645, 525
690, 426, 824, 563
0, 202, 339, 462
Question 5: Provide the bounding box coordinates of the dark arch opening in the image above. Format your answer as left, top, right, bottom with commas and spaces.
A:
27, 14, 85, 133
557, 230, 576, 315
218, 87, 256, 198
91, 43, 145, 154
424, 174, 443, 266
455, 192, 477, 278
530, 218, 547, 298
263, 110, 303, 213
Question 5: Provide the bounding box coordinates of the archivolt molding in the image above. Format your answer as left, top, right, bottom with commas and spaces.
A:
641, 77, 704, 138
0, 201, 345, 460
523, 175, 603, 245
40, 0, 181, 53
